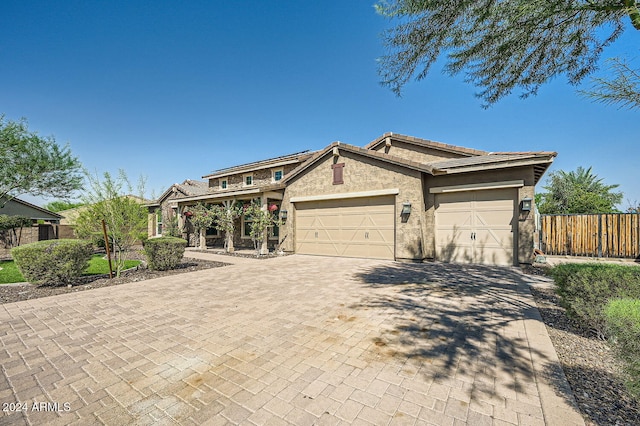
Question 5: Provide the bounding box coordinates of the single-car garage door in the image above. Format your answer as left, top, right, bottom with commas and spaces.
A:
295, 195, 395, 260
435, 188, 516, 266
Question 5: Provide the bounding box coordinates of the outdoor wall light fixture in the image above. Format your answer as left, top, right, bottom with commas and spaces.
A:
521, 198, 532, 212
401, 202, 412, 215
280, 209, 288, 221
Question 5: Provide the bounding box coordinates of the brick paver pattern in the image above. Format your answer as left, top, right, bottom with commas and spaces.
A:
0, 255, 582, 425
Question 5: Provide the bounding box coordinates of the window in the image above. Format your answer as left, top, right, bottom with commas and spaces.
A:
220, 178, 228, 190
269, 207, 280, 240
242, 214, 253, 238
156, 210, 163, 236
206, 227, 220, 237
332, 163, 344, 185
244, 174, 253, 186
272, 169, 283, 182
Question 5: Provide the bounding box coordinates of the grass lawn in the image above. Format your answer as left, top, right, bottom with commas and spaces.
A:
0, 260, 26, 284
84, 255, 141, 275
0, 255, 142, 284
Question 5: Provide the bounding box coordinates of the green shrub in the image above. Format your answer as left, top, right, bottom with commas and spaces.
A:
11, 239, 94, 286
605, 298, 640, 397
550, 263, 640, 336
143, 237, 187, 271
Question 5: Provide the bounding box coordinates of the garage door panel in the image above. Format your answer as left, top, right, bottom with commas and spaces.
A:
295, 196, 395, 260
341, 214, 368, 228
438, 211, 473, 228
368, 228, 394, 243
436, 191, 473, 206
295, 215, 317, 228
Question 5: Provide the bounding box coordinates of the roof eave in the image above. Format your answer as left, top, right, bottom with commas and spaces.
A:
432, 156, 556, 184
175, 183, 286, 203
202, 154, 314, 180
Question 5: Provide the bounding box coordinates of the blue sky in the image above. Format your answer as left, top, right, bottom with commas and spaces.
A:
2, 1, 638, 209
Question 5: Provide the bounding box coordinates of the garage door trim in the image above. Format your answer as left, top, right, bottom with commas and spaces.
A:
291, 188, 399, 203
429, 180, 523, 194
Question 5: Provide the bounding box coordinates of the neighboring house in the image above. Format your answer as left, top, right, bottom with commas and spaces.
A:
0, 197, 62, 224
148, 133, 555, 266
0, 197, 62, 256
58, 195, 148, 226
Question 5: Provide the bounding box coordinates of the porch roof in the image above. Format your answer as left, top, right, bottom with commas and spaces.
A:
171, 183, 286, 204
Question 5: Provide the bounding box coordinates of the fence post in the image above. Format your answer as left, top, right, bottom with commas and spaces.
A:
597, 215, 603, 258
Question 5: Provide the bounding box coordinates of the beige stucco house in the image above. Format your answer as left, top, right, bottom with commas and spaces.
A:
148, 133, 555, 266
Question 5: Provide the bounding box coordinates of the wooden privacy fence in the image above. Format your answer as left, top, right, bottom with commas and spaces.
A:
540, 213, 640, 259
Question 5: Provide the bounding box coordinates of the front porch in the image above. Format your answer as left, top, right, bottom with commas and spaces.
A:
148, 186, 285, 255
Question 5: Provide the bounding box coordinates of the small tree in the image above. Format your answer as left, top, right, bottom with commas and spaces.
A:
0, 115, 83, 207
164, 215, 182, 238
75, 170, 147, 277
0, 215, 31, 248
242, 200, 281, 255
184, 203, 215, 249
211, 200, 243, 252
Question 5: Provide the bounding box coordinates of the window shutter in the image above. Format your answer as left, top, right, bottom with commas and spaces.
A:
332, 163, 344, 185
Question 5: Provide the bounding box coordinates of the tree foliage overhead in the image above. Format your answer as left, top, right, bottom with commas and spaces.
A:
44, 200, 85, 213
0, 115, 83, 206
377, 0, 640, 107
580, 57, 640, 108
537, 166, 623, 214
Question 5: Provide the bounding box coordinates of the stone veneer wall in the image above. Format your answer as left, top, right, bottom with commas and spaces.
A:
208, 163, 299, 191
280, 150, 425, 261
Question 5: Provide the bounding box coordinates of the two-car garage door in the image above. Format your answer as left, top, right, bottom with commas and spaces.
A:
295, 196, 395, 260
435, 188, 516, 266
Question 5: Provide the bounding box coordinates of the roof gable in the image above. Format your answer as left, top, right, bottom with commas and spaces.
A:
156, 180, 209, 204
0, 197, 62, 221
283, 142, 434, 184
365, 133, 487, 157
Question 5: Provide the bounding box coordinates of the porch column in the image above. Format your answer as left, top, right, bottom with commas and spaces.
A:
261, 196, 269, 255
223, 199, 235, 253
147, 207, 157, 238
177, 205, 185, 236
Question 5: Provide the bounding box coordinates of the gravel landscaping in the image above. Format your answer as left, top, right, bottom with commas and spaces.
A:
528, 268, 640, 426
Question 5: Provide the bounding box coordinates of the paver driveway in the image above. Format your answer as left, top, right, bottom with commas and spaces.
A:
1, 254, 583, 425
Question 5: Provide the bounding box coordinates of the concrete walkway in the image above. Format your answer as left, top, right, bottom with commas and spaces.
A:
0, 254, 583, 425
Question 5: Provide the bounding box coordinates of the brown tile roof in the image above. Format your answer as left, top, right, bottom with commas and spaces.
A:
203, 150, 315, 179
176, 180, 209, 196
430, 152, 557, 170
174, 182, 286, 203
365, 132, 487, 157
430, 152, 557, 184
284, 141, 556, 186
